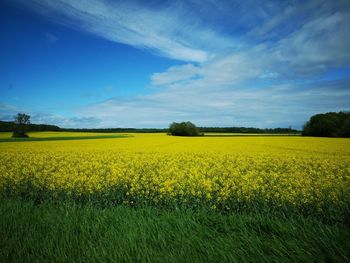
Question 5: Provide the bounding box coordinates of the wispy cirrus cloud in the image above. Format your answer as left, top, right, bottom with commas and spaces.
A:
274, 11, 350, 74
19, 0, 238, 62
16, 0, 350, 71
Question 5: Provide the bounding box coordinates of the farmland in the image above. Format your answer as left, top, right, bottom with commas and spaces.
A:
0, 131, 129, 142
1, 132, 349, 261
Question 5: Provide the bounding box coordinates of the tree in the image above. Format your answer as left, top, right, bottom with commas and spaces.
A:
12, 113, 31, 138
168, 121, 201, 136
302, 111, 350, 137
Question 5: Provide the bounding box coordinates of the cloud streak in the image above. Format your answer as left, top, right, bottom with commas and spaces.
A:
17, 0, 350, 71
151, 64, 201, 86
20, 0, 239, 62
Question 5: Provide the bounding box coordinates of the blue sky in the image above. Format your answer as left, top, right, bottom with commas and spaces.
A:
1, 0, 350, 129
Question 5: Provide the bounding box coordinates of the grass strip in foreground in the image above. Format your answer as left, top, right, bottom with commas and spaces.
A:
0, 198, 349, 263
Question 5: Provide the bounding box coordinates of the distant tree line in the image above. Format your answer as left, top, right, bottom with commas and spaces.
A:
199, 126, 299, 134
302, 111, 350, 137
60, 128, 168, 133
3, 111, 350, 138
0, 121, 60, 132
61, 127, 299, 134
0, 119, 300, 134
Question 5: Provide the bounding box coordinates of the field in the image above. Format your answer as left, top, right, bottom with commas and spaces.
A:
0, 131, 128, 142
1, 132, 350, 261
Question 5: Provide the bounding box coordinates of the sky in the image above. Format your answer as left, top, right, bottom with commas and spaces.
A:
1, 0, 350, 129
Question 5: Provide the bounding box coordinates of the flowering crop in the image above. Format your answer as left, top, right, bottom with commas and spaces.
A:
1, 133, 349, 221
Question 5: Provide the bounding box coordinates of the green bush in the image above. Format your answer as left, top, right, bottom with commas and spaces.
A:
169, 121, 202, 136
12, 131, 29, 138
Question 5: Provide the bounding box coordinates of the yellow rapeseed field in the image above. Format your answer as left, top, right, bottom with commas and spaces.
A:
1, 133, 349, 218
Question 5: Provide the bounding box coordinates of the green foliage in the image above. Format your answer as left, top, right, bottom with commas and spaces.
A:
169, 121, 202, 136
12, 113, 31, 138
302, 111, 350, 137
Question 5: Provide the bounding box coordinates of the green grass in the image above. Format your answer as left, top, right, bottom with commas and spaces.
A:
0, 197, 349, 262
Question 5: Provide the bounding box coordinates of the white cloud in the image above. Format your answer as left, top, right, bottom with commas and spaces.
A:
272, 11, 350, 74
200, 50, 266, 86
151, 64, 201, 86
5, 78, 349, 129
77, 78, 350, 129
